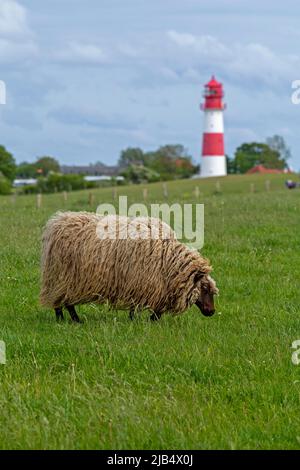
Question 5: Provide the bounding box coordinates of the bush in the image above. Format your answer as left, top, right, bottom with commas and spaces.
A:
22, 184, 39, 195
21, 173, 124, 194
21, 173, 87, 194
0, 146, 16, 182
38, 173, 86, 192
0, 173, 12, 195
122, 164, 160, 184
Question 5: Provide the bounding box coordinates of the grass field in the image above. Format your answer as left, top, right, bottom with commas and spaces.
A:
0, 173, 300, 449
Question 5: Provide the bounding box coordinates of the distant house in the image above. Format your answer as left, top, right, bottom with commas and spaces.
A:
13, 178, 37, 188
84, 175, 124, 183
246, 165, 293, 175
61, 164, 120, 177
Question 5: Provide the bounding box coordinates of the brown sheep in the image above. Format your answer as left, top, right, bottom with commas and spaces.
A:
40, 211, 218, 322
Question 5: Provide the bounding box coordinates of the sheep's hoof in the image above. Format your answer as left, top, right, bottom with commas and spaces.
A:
129, 310, 135, 321
66, 305, 82, 323
55, 308, 64, 322
150, 312, 162, 321
71, 315, 83, 324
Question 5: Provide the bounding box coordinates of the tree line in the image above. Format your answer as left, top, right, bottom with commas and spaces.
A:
227, 135, 291, 174
0, 135, 292, 195
118, 144, 198, 183
120, 135, 291, 181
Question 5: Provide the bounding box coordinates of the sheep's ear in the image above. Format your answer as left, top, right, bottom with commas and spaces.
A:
207, 276, 219, 295
194, 272, 203, 284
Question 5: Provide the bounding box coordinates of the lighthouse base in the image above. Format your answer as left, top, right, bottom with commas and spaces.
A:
200, 155, 227, 178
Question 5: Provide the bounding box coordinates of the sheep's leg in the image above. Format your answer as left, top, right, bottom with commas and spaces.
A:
129, 309, 135, 320
55, 307, 64, 321
66, 305, 82, 323
150, 311, 162, 321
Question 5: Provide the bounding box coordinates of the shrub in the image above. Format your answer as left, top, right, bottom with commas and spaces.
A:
0, 173, 12, 195
21, 173, 124, 194
122, 164, 160, 184
21, 173, 87, 194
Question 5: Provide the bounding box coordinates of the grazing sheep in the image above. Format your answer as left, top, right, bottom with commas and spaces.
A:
40, 211, 218, 322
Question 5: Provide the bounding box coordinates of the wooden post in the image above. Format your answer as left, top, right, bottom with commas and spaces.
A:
265, 180, 270, 191
143, 188, 148, 201
37, 193, 42, 209
88, 192, 95, 207
163, 182, 168, 199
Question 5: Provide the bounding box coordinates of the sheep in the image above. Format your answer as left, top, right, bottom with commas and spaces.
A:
40, 211, 218, 322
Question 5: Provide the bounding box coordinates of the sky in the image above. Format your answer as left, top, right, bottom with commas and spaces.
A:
0, 0, 300, 169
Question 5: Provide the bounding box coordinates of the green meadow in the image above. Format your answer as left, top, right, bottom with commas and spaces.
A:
0, 173, 300, 449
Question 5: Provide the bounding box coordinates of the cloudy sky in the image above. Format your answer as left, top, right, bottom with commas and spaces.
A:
0, 0, 300, 168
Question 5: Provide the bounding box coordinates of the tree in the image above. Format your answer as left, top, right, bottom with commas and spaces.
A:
0, 145, 16, 182
173, 156, 198, 178
233, 142, 285, 174
118, 144, 198, 181
144, 145, 197, 180
266, 135, 291, 164
16, 161, 37, 178
121, 164, 160, 184
119, 148, 144, 167
226, 155, 236, 174
0, 172, 11, 194
35, 156, 60, 176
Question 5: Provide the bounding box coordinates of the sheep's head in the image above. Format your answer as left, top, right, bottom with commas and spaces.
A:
195, 274, 218, 317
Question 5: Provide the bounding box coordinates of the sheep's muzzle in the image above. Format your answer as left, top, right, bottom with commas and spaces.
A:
195, 295, 215, 317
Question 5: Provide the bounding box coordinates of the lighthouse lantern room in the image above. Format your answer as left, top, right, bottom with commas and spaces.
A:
200, 76, 227, 177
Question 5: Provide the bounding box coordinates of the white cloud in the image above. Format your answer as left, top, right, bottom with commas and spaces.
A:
0, 0, 29, 36
0, 37, 37, 62
167, 30, 231, 60
167, 30, 197, 47
166, 30, 299, 87
56, 42, 108, 64
117, 43, 139, 58
0, 1, 37, 62
118, 30, 294, 90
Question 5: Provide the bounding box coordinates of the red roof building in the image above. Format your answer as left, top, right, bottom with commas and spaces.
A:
246, 165, 292, 174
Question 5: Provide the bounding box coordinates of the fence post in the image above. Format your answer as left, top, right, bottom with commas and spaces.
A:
143, 188, 148, 201
37, 193, 42, 209
215, 180, 221, 193
163, 182, 168, 199
88, 192, 95, 207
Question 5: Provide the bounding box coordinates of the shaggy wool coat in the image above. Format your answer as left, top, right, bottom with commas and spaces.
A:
40, 212, 213, 315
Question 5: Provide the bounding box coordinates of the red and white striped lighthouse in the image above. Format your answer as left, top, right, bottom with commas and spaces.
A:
200, 76, 227, 177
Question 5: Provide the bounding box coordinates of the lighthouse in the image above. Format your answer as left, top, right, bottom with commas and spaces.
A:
200, 76, 227, 177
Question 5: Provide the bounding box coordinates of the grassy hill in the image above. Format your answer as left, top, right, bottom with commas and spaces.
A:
0, 173, 300, 449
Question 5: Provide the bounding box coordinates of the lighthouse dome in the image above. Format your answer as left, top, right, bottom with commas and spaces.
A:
202, 75, 224, 110
206, 75, 222, 88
